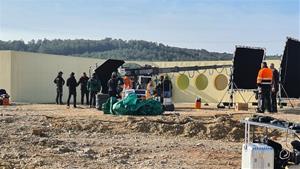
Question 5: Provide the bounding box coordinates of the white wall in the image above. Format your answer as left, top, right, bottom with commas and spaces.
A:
0, 51, 12, 95
10, 51, 103, 103
1, 50, 281, 104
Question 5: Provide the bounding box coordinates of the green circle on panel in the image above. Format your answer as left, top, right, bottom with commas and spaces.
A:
177, 74, 189, 90
195, 74, 208, 90
214, 74, 228, 90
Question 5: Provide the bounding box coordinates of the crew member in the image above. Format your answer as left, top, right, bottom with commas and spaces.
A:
256, 62, 273, 113
107, 72, 118, 97
123, 75, 132, 90
146, 80, 154, 99
116, 74, 124, 98
155, 75, 164, 103
78, 72, 89, 105
54, 71, 65, 105
66, 72, 78, 108
87, 73, 101, 108
270, 63, 279, 113
162, 75, 172, 99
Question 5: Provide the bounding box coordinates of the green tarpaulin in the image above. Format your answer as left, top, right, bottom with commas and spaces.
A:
102, 93, 163, 116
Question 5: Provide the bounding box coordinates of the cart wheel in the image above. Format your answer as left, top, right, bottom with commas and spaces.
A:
163, 104, 175, 111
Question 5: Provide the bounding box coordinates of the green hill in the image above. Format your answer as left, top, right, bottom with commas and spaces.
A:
0, 38, 280, 61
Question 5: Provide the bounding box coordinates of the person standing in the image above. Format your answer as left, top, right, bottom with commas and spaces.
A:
270, 63, 279, 113
66, 72, 78, 108
155, 75, 164, 103
162, 76, 172, 98
123, 75, 132, 90
146, 80, 154, 99
78, 72, 89, 105
87, 73, 101, 108
256, 62, 273, 113
54, 71, 65, 105
107, 72, 118, 97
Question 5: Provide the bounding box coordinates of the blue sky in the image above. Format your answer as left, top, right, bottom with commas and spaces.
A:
0, 0, 299, 54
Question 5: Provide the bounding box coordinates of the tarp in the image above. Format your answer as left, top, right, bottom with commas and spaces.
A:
102, 93, 164, 116
102, 97, 118, 114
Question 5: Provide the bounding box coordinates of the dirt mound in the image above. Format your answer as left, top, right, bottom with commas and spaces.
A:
128, 115, 244, 141
184, 121, 206, 137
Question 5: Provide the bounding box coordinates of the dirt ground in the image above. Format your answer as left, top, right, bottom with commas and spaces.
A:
0, 103, 299, 169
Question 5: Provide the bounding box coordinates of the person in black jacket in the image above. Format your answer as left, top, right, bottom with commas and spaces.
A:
162, 76, 172, 98
78, 72, 89, 105
107, 72, 118, 97
66, 72, 78, 108
155, 75, 164, 103
54, 71, 65, 104
270, 63, 279, 113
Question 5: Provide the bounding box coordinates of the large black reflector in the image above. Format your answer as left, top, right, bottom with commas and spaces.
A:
232, 46, 265, 89
94, 59, 125, 93
280, 38, 300, 98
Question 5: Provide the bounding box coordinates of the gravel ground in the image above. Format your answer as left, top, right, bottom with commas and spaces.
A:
0, 104, 298, 169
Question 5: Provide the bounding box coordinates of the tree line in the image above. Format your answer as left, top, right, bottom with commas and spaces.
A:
0, 38, 280, 61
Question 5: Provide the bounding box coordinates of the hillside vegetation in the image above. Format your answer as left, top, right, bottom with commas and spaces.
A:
0, 38, 279, 61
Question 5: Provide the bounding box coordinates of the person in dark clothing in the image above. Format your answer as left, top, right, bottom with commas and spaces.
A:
78, 72, 89, 105
270, 63, 279, 113
155, 75, 164, 103
107, 72, 118, 97
162, 76, 172, 98
54, 71, 65, 104
66, 72, 78, 108
256, 62, 273, 113
87, 73, 101, 108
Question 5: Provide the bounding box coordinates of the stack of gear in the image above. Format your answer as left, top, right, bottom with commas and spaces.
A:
291, 140, 300, 165
254, 138, 300, 169
102, 93, 164, 116
248, 115, 300, 133
0, 89, 10, 105
254, 137, 289, 169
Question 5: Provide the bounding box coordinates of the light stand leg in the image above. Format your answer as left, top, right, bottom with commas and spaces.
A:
282, 86, 295, 108
217, 67, 235, 108
233, 83, 247, 103
217, 89, 229, 107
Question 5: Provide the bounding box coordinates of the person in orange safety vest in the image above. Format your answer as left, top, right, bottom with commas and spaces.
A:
256, 62, 273, 113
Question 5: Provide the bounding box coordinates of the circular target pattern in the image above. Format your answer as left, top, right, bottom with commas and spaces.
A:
195, 74, 208, 90
177, 74, 189, 90
214, 74, 228, 90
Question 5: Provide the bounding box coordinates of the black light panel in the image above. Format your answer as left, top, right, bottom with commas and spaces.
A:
94, 59, 125, 93
280, 38, 300, 98
232, 47, 265, 89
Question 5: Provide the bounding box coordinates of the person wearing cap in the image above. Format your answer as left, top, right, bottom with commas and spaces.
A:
107, 72, 118, 97
270, 63, 279, 113
256, 62, 273, 113
78, 72, 90, 105
53, 71, 65, 104
66, 72, 78, 108
87, 73, 101, 108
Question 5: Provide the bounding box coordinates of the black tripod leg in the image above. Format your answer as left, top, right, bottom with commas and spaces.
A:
282, 86, 294, 108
